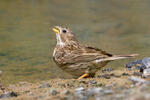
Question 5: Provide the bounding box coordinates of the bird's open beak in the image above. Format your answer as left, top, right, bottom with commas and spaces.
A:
52, 27, 60, 34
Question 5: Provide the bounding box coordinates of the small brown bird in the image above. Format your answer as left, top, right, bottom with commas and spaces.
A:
52, 26, 138, 80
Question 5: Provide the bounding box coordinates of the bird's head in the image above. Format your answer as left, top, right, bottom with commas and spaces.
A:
52, 26, 78, 46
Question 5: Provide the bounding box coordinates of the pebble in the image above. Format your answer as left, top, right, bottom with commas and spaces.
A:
39, 83, 51, 88
105, 85, 112, 89
75, 87, 85, 92
28, 92, 34, 96
102, 68, 113, 73
125, 58, 150, 72
0, 91, 17, 99
129, 76, 147, 84
49, 89, 58, 95
74, 87, 88, 100
125, 60, 142, 68
142, 57, 150, 69
89, 80, 97, 85
136, 65, 143, 70
98, 74, 110, 79
142, 68, 150, 77
88, 87, 103, 95
125, 62, 136, 68
104, 89, 113, 94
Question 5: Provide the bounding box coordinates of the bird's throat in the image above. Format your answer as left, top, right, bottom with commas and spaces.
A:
56, 34, 65, 47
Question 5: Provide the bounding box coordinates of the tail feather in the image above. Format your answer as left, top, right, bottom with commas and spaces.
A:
100, 54, 139, 62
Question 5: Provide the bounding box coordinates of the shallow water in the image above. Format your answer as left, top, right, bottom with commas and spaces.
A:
0, 0, 150, 84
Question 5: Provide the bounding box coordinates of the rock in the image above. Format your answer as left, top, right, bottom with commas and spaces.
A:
142, 57, 150, 69
74, 87, 86, 98
19, 82, 30, 86
75, 87, 85, 92
89, 80, 97, 85
74, 87, 88, 100
28, 92, 34, 96
142, 68, 150, 78
105, 85, 112, 89
88, 87, 103, 95
103, 89, 113, 94
49, 89, 58, 95
39, 83, 51, 88
136, 65, 143, 70
102, 68, 113, 73
0, 91, 17, 99
98, 74, 110, 79
129, 76, 148, 85
125, 60, 142, 68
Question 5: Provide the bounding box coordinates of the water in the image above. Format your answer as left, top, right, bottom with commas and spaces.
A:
0, 0, 150, 85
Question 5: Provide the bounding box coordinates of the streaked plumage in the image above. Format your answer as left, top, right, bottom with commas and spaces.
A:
52, 26, 138, 79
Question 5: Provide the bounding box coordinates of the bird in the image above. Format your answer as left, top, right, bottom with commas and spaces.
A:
52, 26, 138, 80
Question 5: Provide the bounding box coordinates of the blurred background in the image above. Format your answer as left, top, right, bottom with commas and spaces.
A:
0, 0, 150, 85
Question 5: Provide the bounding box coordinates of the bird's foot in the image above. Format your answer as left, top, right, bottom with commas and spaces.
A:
77, 73, 89, 80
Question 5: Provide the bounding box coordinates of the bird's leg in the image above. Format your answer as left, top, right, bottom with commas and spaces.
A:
77, 73, 89, 80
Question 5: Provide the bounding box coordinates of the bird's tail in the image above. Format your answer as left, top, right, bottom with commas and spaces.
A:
100, 54, 138, 62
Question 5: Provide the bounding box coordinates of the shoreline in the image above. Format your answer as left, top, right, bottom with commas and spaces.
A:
1, 68, 150, 100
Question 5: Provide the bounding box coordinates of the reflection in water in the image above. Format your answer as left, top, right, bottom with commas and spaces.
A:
0, 0, 150, 84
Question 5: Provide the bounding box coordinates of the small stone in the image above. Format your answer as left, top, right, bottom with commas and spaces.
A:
98, 74, 110, 79
75, 87, 85, 92
136, 60, 142, 64
74, 87, 86, 98
129, 76, 147, 84
104, 89, 113, 94
102, 68, 113, 73
125, 60, 142, 69
89, 80, 97, 85
39, 83, 51, 88
19, 82, 30, 85
142, 68, 150, 78
125, 62, 135, 68
136, 66, 143, 70
105, 85, 112, 89
0, 91, 17, 99
88, 87, 103, 95
49, 89, 58, 95
28, 92, 34, 96
142, 57, 150, 69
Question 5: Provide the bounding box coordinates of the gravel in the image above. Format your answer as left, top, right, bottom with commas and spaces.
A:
0, 91, 17, 99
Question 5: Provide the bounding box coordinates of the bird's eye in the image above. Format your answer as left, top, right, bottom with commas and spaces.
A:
62, 30, 67, 33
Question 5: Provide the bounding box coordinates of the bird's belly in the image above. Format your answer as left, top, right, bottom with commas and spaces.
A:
59, 61, 108, 77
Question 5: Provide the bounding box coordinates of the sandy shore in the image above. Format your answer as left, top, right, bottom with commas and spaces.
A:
0, 68, 150, 100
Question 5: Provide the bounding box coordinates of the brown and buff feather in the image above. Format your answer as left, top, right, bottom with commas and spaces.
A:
52, 26, 138, 78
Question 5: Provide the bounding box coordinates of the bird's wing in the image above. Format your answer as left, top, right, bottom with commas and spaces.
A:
63, 45, 113, 64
